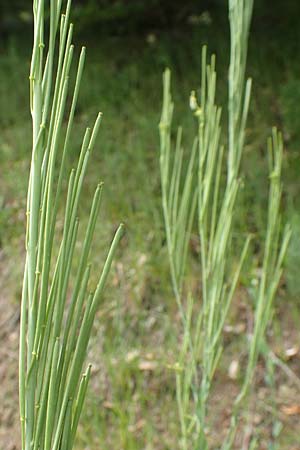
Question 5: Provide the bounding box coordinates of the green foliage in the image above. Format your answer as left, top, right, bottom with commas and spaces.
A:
285, 213, 300, 298
3, 0, 300, 39
0, 41, 28, 126
280, 79, 300, 143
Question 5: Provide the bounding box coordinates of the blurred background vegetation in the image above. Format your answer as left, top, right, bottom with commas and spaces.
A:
1, 1, 300, 449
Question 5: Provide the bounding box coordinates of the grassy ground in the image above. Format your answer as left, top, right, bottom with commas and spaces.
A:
1, 13, 300, 450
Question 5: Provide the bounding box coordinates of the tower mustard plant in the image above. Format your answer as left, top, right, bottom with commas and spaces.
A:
19, 1, 123, 449
159, 0, 291, 448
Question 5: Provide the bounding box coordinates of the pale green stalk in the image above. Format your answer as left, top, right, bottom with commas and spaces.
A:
228, 0, 254, 184
159, 1, 290, 449
222, 129, 291, 450
19, 1, 123, 449
159, 49, 251, 450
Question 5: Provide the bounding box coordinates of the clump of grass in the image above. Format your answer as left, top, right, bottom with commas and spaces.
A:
19, 1, 123, 449
159, 0, 291, 448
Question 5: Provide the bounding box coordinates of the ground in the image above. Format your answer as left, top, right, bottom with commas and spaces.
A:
0, 250, 21, 450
